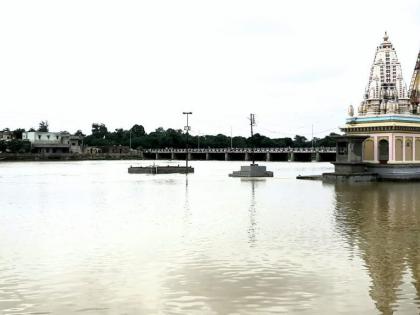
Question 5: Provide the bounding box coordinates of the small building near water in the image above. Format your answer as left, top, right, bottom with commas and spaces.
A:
325, 33, 420, 181
0, 130, 15, 142
22, 131, 83, 154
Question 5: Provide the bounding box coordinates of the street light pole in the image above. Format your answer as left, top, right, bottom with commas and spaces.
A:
250, 113, 256, 165
311, 124, 314, 149
183, 112, 192, 171
230, 126, 233, 149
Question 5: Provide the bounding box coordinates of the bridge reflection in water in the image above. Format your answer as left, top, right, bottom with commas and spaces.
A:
143, 147, 336, 162
333, 182, 420, 314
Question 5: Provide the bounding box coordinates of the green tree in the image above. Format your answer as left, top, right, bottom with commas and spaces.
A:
74, 130, 85, 137
293, 135, 308, 147
130, 124, 146, 137
12, 128, 25, 139
38, 121, 49, 132
91, 123, 108, 139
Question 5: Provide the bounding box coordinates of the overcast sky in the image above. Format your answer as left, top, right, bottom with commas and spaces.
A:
0, 0, 419, 138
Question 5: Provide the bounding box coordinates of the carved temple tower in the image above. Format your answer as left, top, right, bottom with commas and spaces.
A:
409, 50, 420, 106
342, 33, 420, 164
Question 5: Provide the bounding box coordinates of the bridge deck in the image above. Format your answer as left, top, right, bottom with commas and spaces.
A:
143, 147, 336, 153
142, 147, 336, 162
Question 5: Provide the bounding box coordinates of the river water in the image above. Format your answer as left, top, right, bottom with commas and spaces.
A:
0, 160, 419, 314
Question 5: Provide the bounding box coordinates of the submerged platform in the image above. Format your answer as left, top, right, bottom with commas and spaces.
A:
322, 172, 378, 182
229, 164, 273, 178
128, 165, 194, 174
297, 162, 420, 182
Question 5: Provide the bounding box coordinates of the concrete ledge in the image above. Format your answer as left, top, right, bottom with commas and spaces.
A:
229, 164, 274, 177
367, 164, 420, 180
296, 175, 323, 180
322, 172, 378, 182
128, 165, 194, 174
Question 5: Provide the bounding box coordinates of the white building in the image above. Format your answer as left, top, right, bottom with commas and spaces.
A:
0, 130, 14, 141
22, 131, 83, 154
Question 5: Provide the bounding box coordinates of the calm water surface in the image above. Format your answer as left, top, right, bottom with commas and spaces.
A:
0, 161, 420, 314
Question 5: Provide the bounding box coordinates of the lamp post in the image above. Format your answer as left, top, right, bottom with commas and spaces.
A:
183, 112, 192, 170
250, 113, 256, 165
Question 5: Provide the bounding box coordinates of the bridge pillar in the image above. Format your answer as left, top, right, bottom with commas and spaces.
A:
245, 152, 251, 161
171, 152, 175, 160
206, 153, 210, 160
315, 152, 321, 162
289, 152, 295, 162
188, 153, 192, 160
155, 153, 159, 160
225, 153, 230, 161
266, 152, 271, 161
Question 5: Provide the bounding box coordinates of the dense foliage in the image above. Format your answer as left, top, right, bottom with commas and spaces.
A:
83, 123, 338, 149
0, 140, 31, 153
1, 123, 338, 151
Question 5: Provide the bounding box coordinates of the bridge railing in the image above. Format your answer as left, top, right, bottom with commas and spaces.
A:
142, 147, 336, 153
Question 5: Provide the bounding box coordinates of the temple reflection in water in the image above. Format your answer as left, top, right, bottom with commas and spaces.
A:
333, 182, 420, 314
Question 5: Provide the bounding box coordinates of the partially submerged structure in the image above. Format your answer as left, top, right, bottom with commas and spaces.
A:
128, 112, 195, 175
128, 165, 194, 174
324, 33, 420, 181
229, 114, 274, 178
229, 164, 273, 177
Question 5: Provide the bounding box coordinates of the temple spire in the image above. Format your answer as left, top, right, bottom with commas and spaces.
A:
356, 33, 411, 116
409, 50, 420, 106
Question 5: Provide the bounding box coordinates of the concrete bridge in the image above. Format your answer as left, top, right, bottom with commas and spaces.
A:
142, 147, 336, 162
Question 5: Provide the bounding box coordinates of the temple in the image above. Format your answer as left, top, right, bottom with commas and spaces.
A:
409, 50, 420, 106
324, 33, 420, 180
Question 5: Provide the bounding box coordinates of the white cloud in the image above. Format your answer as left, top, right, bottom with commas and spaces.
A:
0, 0, 419, 138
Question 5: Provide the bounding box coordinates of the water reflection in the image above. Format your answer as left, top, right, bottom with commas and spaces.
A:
183, 175, 191, 227
333, 182, 420, 314
162, 255, 323, 314
5, 161, 420, 314
241, 179, 265, 247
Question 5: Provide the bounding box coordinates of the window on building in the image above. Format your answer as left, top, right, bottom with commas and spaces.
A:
338, 142, 348, 155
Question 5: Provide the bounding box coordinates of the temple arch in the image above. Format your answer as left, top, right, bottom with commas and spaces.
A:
378, 139, 389, 163
363, 139, 375, 161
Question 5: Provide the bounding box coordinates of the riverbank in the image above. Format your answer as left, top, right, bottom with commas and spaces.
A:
0, 153, 144, 161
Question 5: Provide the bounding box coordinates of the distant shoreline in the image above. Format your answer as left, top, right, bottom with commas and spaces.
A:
0, 153, 144, 162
